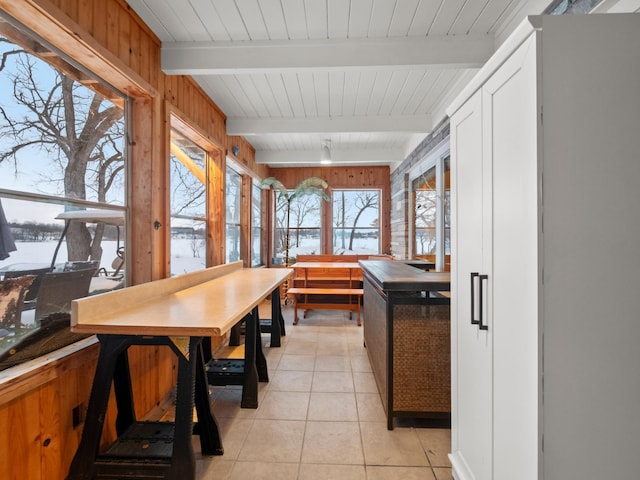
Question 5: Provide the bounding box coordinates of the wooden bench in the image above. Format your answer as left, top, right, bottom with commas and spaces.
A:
287, 286, 364, 326
292, 254, 391, 288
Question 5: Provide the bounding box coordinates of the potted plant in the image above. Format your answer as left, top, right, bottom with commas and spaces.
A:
261, 176, 329, 268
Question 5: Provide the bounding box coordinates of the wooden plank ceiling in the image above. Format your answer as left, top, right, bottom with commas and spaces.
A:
127, 0, 550, 168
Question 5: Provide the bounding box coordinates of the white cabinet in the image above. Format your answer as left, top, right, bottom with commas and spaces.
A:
448, 14, 640, 480
450, 89, 493, 480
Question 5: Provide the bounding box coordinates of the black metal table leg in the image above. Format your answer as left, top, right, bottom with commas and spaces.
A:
268, 286, 285, 347
253, 306, 268, 382
193, 342, 223, 455
241, 307, 260, 408
67, 335, 134, 479
68, 335, 223, 480
113, 350, 136, 436
229, 321, 242, 346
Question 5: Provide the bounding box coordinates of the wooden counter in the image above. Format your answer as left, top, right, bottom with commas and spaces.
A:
72, 263, 293, 336
359, 260, 451, 429
359, 260, 449, 291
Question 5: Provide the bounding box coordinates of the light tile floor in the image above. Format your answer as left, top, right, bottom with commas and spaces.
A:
194, 303, 453, 480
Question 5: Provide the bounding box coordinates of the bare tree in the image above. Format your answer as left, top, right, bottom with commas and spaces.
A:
0, 40, 124, 263
334, 191, 347, 250
170, 155, 205, 217
289, 195, 321, 248
415, 189, 436, 255
262, 177, 329, 267
347, 191, 378, 251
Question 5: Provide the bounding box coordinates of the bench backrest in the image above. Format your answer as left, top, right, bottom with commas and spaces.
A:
293, 254, 392, 282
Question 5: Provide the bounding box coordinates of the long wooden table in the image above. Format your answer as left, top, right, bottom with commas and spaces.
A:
67, 262, 292, 480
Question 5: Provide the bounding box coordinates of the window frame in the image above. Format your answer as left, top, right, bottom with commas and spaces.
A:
272, 189, 324, 262
0, 14, 130, 371
251, 181, 264, 267
168, 125, 209, 275
409, 139, 450, 271
225, 165, 242, 264
331, 188, 382, 255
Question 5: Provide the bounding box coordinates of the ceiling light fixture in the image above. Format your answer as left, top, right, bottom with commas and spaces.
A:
320, 139, 332, 165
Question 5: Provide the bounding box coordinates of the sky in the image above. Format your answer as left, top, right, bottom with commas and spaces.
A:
0, 36, 125, 224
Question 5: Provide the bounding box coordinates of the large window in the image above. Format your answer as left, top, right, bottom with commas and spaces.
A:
332, 189, 380, 254
226, 167, 242, 263
251, 182, 263, 267
274, 191, 323, 263
412, 154, 450, 271
0, 16, 127, 369
169, 128, 206, 275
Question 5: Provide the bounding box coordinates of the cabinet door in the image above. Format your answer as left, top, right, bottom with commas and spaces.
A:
483, 34, 539, 480
450, 90, 492, 480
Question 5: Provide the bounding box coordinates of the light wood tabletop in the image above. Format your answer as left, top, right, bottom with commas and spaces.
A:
71, 266, 293, 337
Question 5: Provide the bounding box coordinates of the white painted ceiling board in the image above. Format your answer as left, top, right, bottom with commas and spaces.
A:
388, 0, 421, 37
264, 73, 295, 117
403, 69, 439, 115
367, 70, 394, 115
313, 72, 331, 117
236, 0, 270, 41
168, 1, 210, 41
377, 70, 411, 116
409, 0, 443, 35
341, 71, 361, 116
281, 0, 309, 39
328, 71, 345, 116
368, 0, 397, 36
280, 72, 307, 117
127, 0, 173, 40
428, 0, 467, 35
328, 0, 350, 37
126, 0, 588, 169
190, 0, 230, 41
391, 70, 429, 115
211, 0, 249, 41
349, 0, 374, 37
353, 72, 377, 116
452, 0, 493, 34
257, 0, 289, 40
470, 0, 517, 34
294, 72, 315, 116
250, 75, 283, 117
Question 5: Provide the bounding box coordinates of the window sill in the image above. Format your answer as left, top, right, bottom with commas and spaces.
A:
0, 336, 99, 406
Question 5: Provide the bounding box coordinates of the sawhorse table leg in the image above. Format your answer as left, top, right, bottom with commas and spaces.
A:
205, 305, 269, 408
68, 335, 223, 480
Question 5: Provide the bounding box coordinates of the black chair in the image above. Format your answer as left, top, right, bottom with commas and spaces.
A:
35, 268, 96, 322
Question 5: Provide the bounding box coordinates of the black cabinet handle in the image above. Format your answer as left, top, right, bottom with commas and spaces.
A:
470, 272, 479, 326
479, 274, 488, 331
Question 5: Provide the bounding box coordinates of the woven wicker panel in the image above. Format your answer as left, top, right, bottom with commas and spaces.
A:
392, 303, 450, 413
363, 281, 388, 412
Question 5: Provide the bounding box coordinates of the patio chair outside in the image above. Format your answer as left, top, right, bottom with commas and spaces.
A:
35, 267, 96, 322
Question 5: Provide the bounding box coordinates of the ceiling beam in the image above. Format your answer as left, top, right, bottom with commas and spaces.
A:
161, 35, 495, 75
255, 148, 405, 166
227, 115, 431, 135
